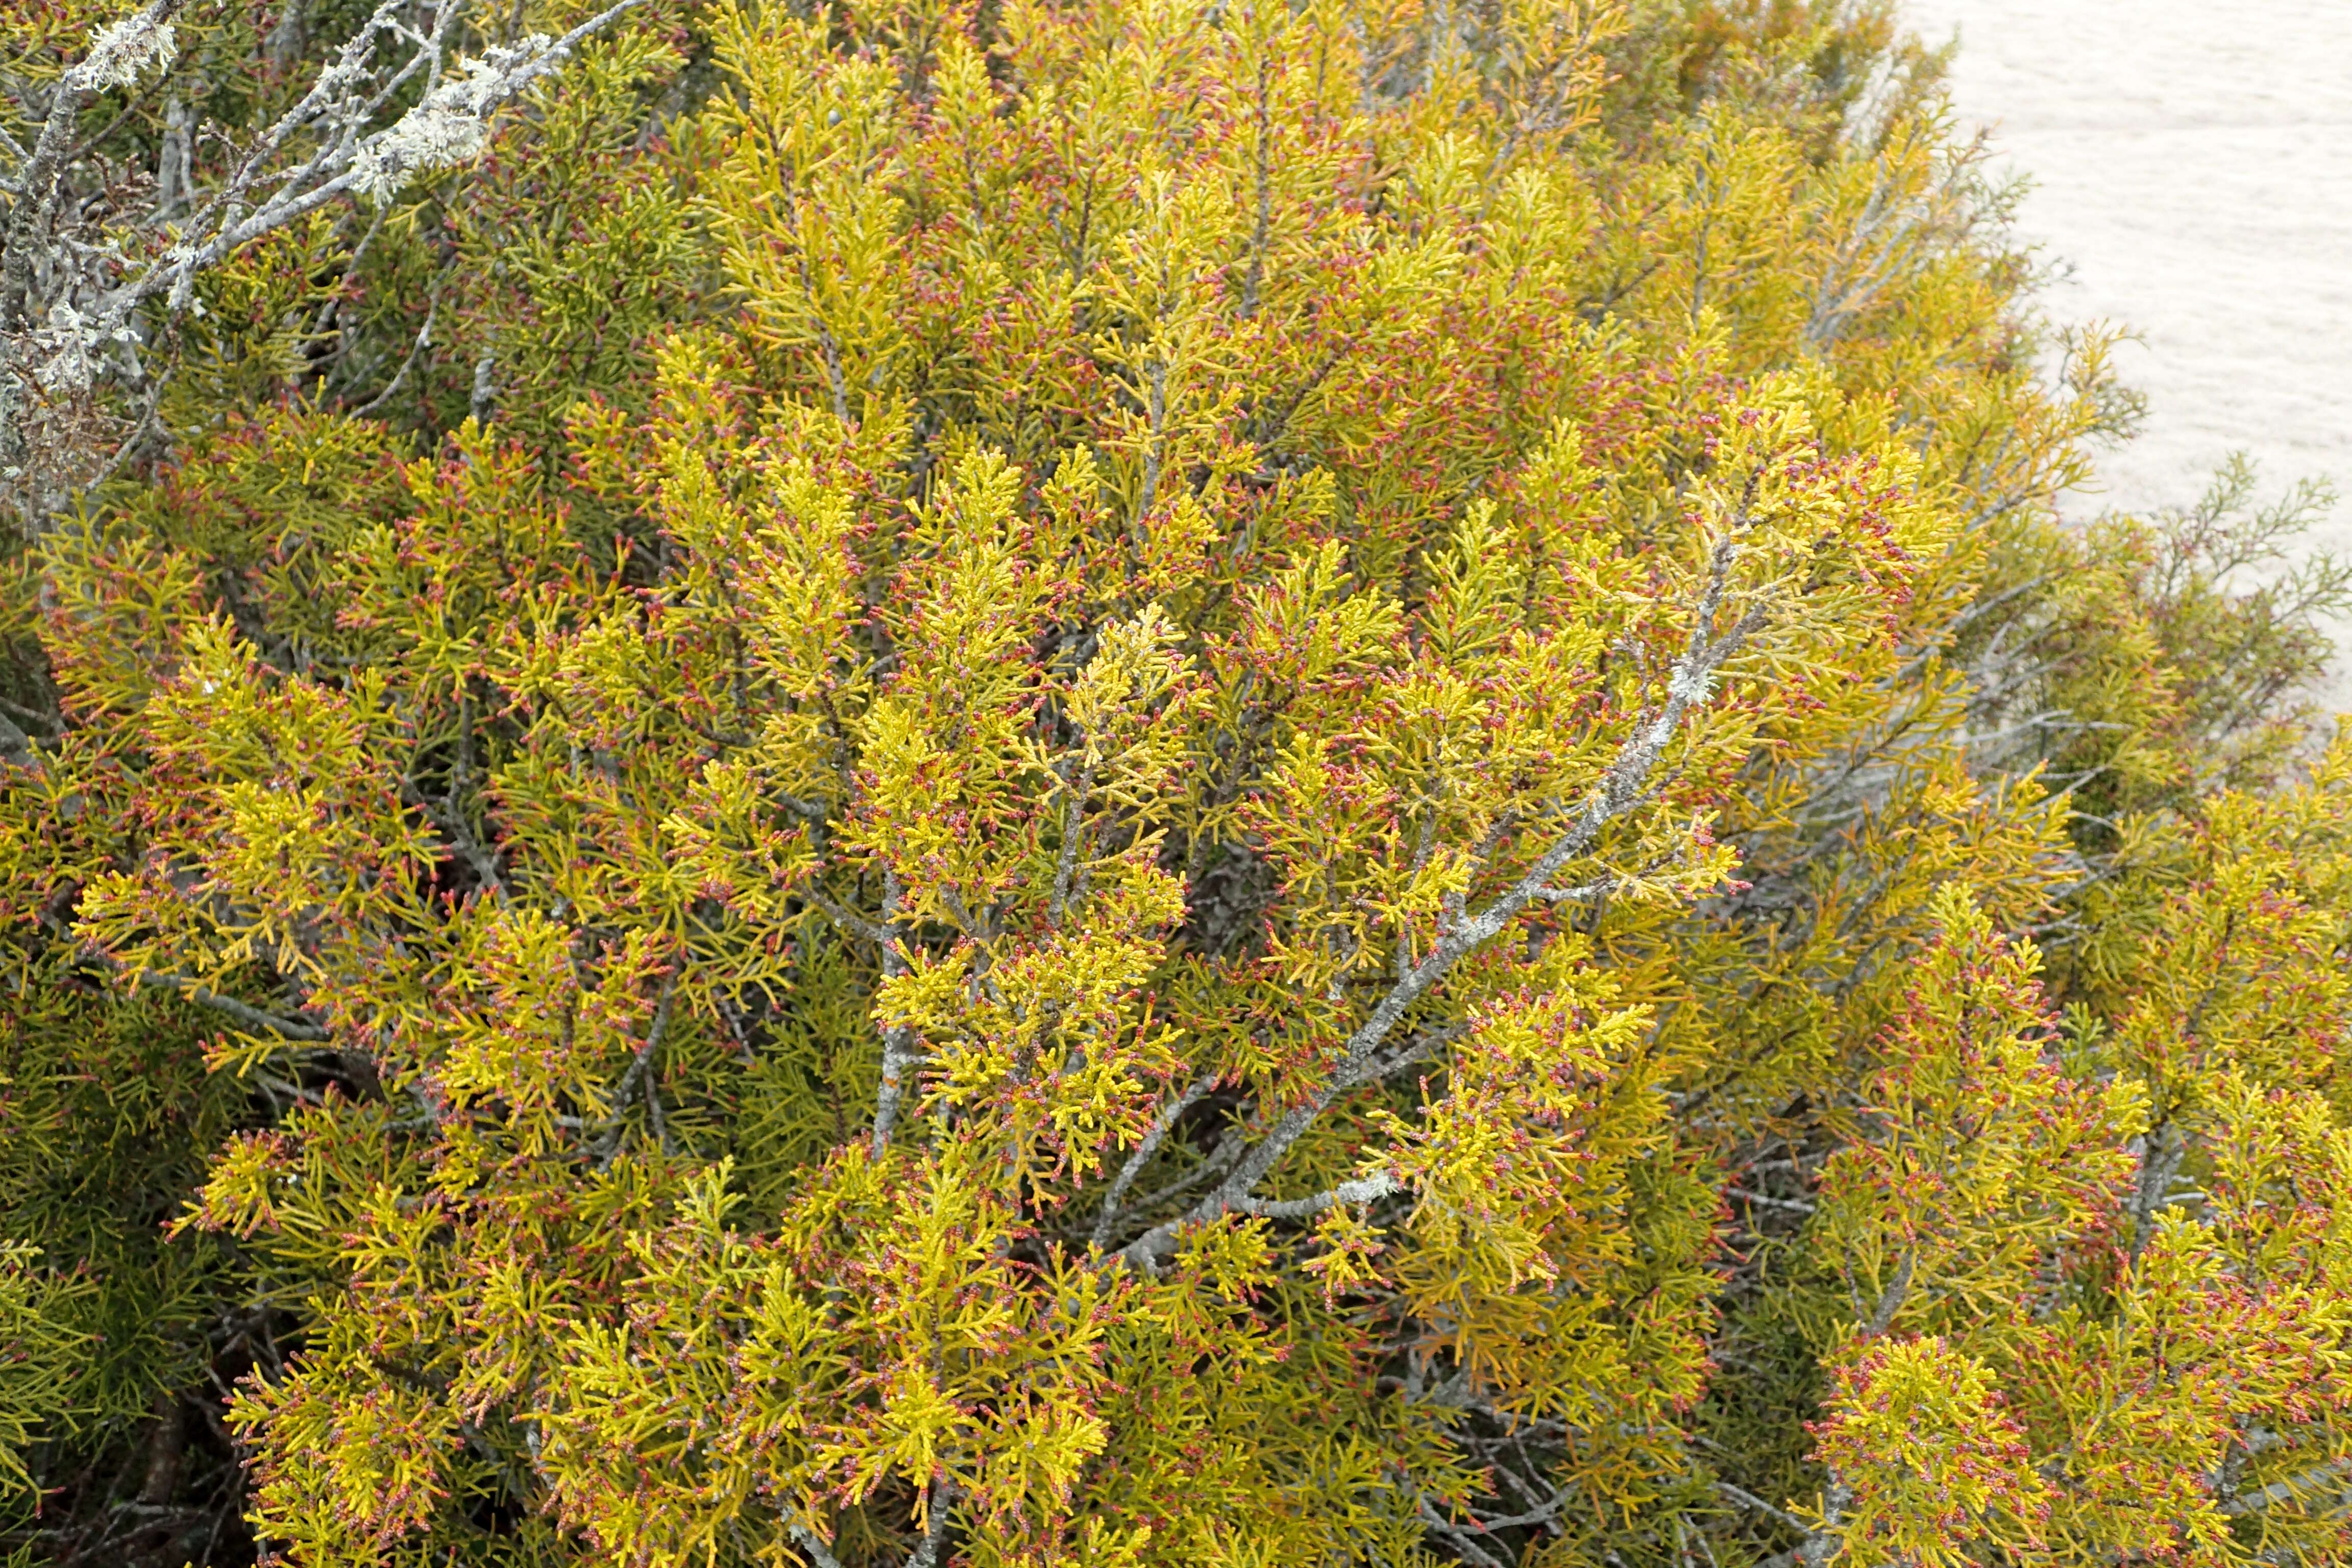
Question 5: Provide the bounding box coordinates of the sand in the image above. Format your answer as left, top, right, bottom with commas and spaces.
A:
1899, 0, 2352, 552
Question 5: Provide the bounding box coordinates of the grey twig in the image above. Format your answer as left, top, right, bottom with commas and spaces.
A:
786, 1523, 846, 1568
139, 971, 330, 1041
870, 870, 918, 1152
593, 972, 679, 1167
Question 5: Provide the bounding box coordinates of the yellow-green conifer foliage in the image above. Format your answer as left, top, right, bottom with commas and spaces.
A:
5, 1, 2352, 1564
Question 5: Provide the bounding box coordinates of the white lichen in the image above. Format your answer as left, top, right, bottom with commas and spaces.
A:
71, 5, 179, 92
33, 302, 96, 395
349, 36, 556, 201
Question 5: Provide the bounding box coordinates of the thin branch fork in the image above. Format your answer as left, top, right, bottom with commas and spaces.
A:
1715, 1479, 1809, 1535
1088, 1018, 1458, 1252
789, 1476, 958, 1568
1116, 532, 1760, 1270
592, 970, 679, 1168
1089, 1068, 1216, 1249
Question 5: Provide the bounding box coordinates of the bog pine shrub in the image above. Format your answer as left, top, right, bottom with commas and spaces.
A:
4, 1, 2352, 1564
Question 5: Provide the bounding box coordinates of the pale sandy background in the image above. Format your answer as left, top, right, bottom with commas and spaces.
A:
1901, 0, 2351, 667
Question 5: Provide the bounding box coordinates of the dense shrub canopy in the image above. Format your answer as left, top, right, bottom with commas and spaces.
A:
2, 1, 2350, 1565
